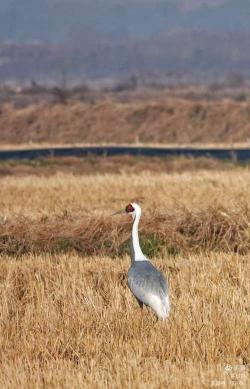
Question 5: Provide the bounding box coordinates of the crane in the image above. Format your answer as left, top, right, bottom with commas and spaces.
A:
113, 202, 170, 320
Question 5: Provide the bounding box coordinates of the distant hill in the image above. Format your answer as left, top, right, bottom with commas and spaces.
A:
1, 29, 250, 83
0, 0, 250, 82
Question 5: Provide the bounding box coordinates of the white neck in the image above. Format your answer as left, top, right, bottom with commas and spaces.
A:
129, 211, 147, 262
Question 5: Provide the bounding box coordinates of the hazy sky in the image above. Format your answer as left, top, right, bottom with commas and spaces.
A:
0, 0, 249, 43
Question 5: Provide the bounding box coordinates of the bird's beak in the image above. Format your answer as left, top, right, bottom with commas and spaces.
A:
111, 209, 125, 216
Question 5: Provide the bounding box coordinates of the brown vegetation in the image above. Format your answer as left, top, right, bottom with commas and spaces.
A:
1, 97, 250, 145
0, 155, 238, 177
0, 203, 250, 257
0, 168, 249, 387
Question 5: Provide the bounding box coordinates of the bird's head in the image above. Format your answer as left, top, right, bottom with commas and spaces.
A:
112, 202, 141, 219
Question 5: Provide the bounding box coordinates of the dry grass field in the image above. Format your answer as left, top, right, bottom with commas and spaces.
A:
0, 161, 249, 388
1, 97, 250, 145
0, 155, 238, 177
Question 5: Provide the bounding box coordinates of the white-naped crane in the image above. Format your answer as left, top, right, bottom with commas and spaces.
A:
113, 203, 170, 320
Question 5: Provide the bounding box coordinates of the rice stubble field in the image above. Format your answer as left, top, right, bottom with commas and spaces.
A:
0, 160, 249, 388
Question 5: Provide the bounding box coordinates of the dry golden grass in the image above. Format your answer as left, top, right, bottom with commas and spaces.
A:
0, 167, 249, 387
1, 169, 250, 217
0, 252, 249, 388
0, 169, 250, 256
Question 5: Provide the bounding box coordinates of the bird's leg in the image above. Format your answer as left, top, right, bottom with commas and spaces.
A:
135, 298, 144, 330
135, 298, 143, 310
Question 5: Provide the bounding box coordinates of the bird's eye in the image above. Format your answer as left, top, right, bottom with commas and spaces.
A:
125, 203, 134, 213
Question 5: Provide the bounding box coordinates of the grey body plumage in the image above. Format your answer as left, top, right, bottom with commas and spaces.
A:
128, 260, 169, 318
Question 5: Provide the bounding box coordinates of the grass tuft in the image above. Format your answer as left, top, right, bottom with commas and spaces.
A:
0, 204, 249, 257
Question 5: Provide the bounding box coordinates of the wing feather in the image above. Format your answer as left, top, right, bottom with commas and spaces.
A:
128, 261, 168, 306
